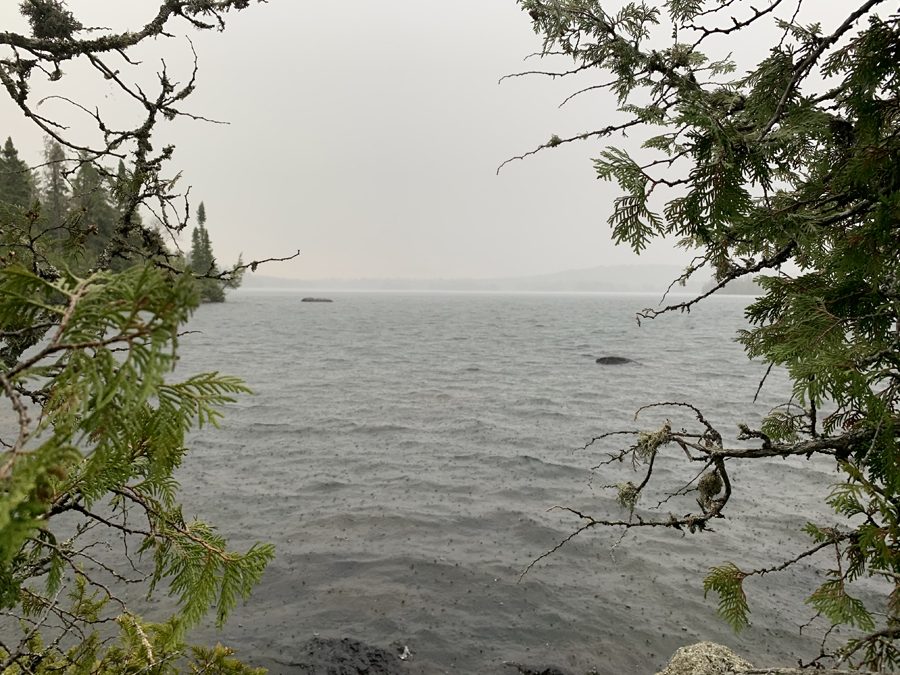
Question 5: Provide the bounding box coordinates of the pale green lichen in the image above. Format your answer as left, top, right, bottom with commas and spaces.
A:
615, 480, 641, 513
636, 419, 671, 461
698, 470, 723, 502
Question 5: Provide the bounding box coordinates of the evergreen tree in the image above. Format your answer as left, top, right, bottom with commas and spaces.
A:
71, 155, 117, 263
189, 201, 225, 303
113, 158, 128, 211
190, 225, 202, 268
40, 137, 69, 234
515, 1, 900, 668
224, 253, 246, 290
97, 159, 148, 272
111, 159, 143, 230
0, 137, 32, 208
190, 201, 215, 275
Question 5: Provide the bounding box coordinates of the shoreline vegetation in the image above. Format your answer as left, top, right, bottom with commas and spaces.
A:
3, 0, 897, 672
0, 136, 243, 304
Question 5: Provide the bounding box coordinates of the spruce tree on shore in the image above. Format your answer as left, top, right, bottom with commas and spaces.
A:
0, 137, 32, 208
71, 155, 117, 264
189, 201, 225, 302
41, 137, 69, 234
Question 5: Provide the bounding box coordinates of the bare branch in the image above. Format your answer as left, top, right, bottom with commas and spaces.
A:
497, 118, 645, 175
685, 0, 787, 45
637, 242, 796, 322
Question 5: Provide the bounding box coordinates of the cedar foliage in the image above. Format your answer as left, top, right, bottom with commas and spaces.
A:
513, 0, 900, 668
0, 198, 274, 674
0, 1, 269, 673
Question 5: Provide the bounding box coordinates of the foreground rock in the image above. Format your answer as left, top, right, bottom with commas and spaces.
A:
653, 642, 882, 675
595, 356, 635, 365
301, 297, 333, 303
654, 642, 751, 675
283, 637, 410, 675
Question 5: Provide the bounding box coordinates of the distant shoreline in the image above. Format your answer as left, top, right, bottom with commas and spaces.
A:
239, 263, 763, 295
239, 264, 709, 294
233, 287, 749, 296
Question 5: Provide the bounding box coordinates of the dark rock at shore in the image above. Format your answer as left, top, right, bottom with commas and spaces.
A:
283, 637, 411, 675
595, 356, 636, 365
506, 664, 573, 675
301, 297, 333, 303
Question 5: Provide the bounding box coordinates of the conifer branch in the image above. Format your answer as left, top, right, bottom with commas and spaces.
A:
685, 0, 787, 43
757, 0, 890, 140
0, 4, 276, 671
637, 242, 796, 322
497, 117, 647, 174
744, 536, 851, 579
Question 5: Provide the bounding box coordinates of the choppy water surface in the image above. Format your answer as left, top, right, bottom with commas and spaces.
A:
169, 291, 854, 674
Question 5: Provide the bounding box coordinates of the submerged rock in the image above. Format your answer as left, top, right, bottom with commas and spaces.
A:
301, 297, 333, 303
286, 637, 410, 675
595, 356, 635, 365
654, 642, 752, 675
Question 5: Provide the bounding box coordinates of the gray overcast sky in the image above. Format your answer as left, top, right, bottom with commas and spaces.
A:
0, 1, 850, 279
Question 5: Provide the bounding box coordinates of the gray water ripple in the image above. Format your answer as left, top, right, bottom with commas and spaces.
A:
163, 291, 851, 675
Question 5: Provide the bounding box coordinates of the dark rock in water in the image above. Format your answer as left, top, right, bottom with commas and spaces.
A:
506, 664, 573, 675
595, 356, 635, 365
301, 297, 333, 303
285, 637, 410, 675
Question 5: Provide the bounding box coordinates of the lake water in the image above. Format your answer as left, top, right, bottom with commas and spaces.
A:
165, 290, 860, 675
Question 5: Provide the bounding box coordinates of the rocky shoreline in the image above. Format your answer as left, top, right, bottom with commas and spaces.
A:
266, 639, 883, 675
265, 637, 411, 674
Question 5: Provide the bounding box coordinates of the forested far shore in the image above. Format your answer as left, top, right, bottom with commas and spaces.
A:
0, 134, 242, 302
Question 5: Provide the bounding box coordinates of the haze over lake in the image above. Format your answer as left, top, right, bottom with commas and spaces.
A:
240, 265, 708, 294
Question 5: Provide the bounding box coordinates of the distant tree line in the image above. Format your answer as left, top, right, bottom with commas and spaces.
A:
0, 134, 241, 301
701, 275, 761, 296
